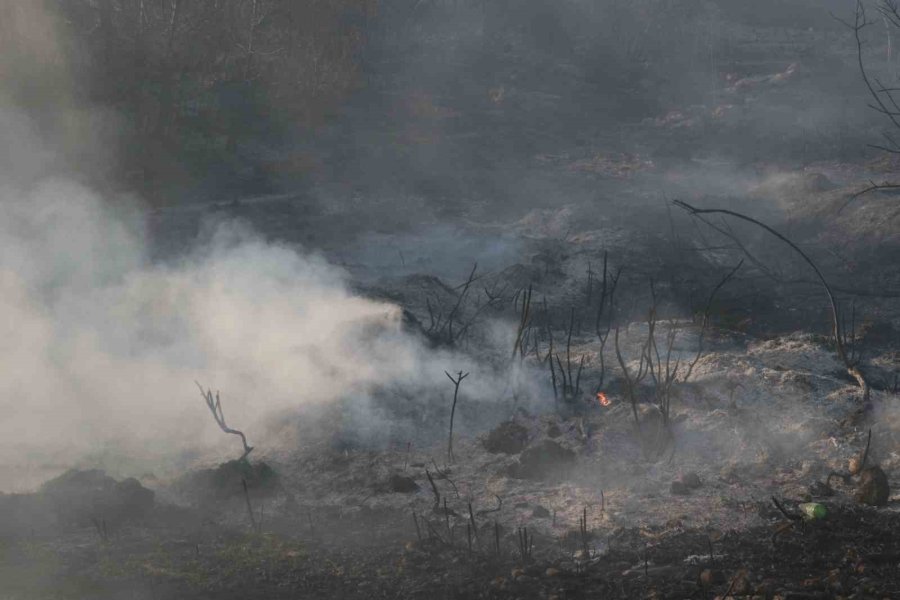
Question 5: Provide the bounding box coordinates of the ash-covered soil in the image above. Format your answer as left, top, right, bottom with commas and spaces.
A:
3, 321, 899, 598
5, 4, 900, 599
9, 108, 900, 600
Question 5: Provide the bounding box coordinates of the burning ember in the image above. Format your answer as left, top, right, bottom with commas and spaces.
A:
596, 392, 611, 407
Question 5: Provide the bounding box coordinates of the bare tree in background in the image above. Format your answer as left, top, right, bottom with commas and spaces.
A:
839, 0, 900, 210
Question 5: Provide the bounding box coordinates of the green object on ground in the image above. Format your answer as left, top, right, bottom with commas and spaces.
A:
800, 502, 827, 520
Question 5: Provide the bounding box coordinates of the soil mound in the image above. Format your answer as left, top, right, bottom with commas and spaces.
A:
39, 469, 155, 526
175, 460, 279, 503
508, 440, 576, 480
483, 421, 529, 454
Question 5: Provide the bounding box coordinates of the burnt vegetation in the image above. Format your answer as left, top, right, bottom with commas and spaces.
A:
5, 1, 900, 599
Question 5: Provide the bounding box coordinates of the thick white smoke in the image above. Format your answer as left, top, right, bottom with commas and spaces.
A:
0, 164, 447, 477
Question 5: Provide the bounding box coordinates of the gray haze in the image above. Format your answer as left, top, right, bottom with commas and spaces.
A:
0, 0, 894, 490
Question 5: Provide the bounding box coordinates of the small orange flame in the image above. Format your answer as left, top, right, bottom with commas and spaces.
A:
596, 392, 611, 407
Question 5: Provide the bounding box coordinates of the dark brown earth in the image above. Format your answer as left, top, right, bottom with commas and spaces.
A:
4, 488, 900, 599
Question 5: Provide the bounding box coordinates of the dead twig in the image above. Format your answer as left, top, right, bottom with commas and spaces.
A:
517, 526, 533, 563
425, 469, 441, 511
424, 263, 483, 346
682, 259, 743, 381
771, 496, 802, 522
593, 252, 622, 393
430, 459, 460, 498
512, 284, 533, 360
196, 382, 253, 461
445, 370, 470, 463
673, 200, 870, 401
413, 510, 422, 541
550, 307, 586, 403
242, 478, 260, 534
445, 263, 478, 344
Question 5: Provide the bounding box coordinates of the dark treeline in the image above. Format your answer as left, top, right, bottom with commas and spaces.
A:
8, 0, 852, 200
42, 0, 376, 193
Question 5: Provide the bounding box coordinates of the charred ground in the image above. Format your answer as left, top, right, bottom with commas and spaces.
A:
3, 1, 900, 599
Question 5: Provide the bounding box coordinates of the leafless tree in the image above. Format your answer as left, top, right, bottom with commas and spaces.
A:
445, 370, 469, 463
837, 1, 900, 211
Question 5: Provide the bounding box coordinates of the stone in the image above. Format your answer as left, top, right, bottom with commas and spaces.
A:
681, 472, 702, 489
855, 466, 890, 506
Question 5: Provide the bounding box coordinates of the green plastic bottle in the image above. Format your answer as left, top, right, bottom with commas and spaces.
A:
799, 503, 827, 520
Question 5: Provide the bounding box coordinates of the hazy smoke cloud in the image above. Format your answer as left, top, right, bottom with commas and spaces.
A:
0, 162, 545, 489
0, 166, 412, 466
0, 2, 543, 492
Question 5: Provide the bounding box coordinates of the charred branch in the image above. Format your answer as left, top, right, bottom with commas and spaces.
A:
674, 200, 870, 401
512, 284, 533, 360
682, 259, 744, 382
593, 251, 622, 393
444, 370, 469, 464
836, 1, 900, 211
548, 307, 586, 404
195, 382, 253, 461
